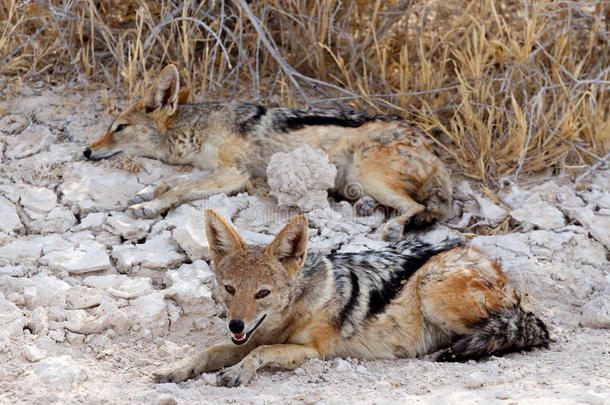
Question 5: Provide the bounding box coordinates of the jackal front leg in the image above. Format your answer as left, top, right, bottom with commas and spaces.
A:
153, 343, 254, 383
130, 167, 249, 218
128, 171, 209, 205
216, 344, 319, 387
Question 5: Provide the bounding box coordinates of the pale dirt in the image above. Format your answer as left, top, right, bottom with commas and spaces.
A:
0, 82, 608, 405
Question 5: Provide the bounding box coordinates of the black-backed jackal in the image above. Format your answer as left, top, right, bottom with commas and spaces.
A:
153, 209, 549, 387
84, 65, 452, 240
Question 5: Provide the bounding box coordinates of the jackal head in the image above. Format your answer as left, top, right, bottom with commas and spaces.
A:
205, 209, 309, 345
83, 65, 190, 161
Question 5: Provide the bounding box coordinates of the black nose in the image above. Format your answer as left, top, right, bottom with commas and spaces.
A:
228, 319, 244, 333
83, 149, 92, 159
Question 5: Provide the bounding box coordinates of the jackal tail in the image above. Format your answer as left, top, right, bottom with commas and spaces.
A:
436, 302, 550, 362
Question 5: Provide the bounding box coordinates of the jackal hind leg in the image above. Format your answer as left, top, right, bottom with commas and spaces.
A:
130, 168, 249, 218
216, 344, 319, 387
153, 343, 253, 383
355, 181, 425, 241
128, 172, 208, 205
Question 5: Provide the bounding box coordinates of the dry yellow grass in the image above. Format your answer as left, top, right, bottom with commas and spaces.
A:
1, 0, 608, 182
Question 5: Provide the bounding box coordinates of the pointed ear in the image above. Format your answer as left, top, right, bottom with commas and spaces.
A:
205, 209, 246, 267
265, 216, 309, 275
177, 88, 191, 105
149, 65, 180, 114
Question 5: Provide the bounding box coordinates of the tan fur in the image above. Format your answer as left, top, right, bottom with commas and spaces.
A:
85, 65, 452, 241
153, 211, 538, 387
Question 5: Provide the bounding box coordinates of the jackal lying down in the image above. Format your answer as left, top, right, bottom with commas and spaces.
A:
153, 209, 549, 387
84, 65, 452, 240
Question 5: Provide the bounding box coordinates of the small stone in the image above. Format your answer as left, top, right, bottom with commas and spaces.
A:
48, 329, 66, 342
465, 371, 487, 389
0, 113, 28, 134
33, 355, 88, 391
23, 344, 47, 362
331, 358, 351, 372
104, 212, 154, 240
474, 194, 507, 225
127, 292, 169, 339
77, 212, 107, 231
510, 201, 565, 230
26, 307, 48, 335
0, 196, 23, 233
40, 240, 111, 274
172, 208, 210, 261
112, 231, 186, 273
581, 295, 610, 329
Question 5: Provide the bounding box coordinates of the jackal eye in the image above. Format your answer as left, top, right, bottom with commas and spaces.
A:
115, 123, 128, 132
225, 285, 235, 295
255, 289, 270, 299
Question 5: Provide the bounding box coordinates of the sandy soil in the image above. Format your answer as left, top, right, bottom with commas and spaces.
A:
0, 82, 608, 405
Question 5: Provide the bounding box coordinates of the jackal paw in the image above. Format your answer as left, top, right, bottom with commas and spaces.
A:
128, 186, 156, 205
130, 201, 163, 218
216, 365, 255, 387
153, 364, 196, 384
354, 196, 377, 216
382, 219, 405, 241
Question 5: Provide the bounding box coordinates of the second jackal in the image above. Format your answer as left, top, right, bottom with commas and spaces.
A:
153, 209, 549, 387
84, 65, 452, 241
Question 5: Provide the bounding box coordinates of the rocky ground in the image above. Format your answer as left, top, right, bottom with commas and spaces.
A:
0, 82, 608, 404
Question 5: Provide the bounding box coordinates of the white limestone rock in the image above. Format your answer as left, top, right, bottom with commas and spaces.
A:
32, 206, 77, 234
510, 200, 565, 231
338, 235, 389, 253
40, 240, 111, 274
267, 145, 337, 211
33, 355, 87, 391
127, 292, 169, 339
0, 234, 72, 266
0, 292, 24, 339
568, 205, 610, 250
306, 205, 376, 248
48, 329, 65, 343
2, 273, 71, 309
580, 294, 610, 329
104, 212, 154, 240
4, 124, 56, 159
26, 306, 49, 335
171, 207, 209, 260
15, 184, 57, 220
59, 161, 144, 214
66, 286, 107, 310
0, 195, 23, 233
0, 239, 43, 265
241, 230, 275, 246
164, 261, 216, 315
23, 344, 48, 362
474, 194, 508, 226
77, 212, 107, 231
83, 274, 130, 290
166, 261, 215, 285
0, 113, 29, 134
472, 231, 608, 315
0, 265, 25, 277
111, 231, 186, 273
233, 196, 300, 235
107, 277, 154, 300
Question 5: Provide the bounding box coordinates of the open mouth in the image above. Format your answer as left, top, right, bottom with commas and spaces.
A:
231, 314, 267, 345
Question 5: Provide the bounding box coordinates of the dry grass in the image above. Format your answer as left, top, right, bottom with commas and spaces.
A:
1, 0, 608, 183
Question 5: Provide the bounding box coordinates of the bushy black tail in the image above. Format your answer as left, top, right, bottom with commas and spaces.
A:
436, 303, 549, 362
